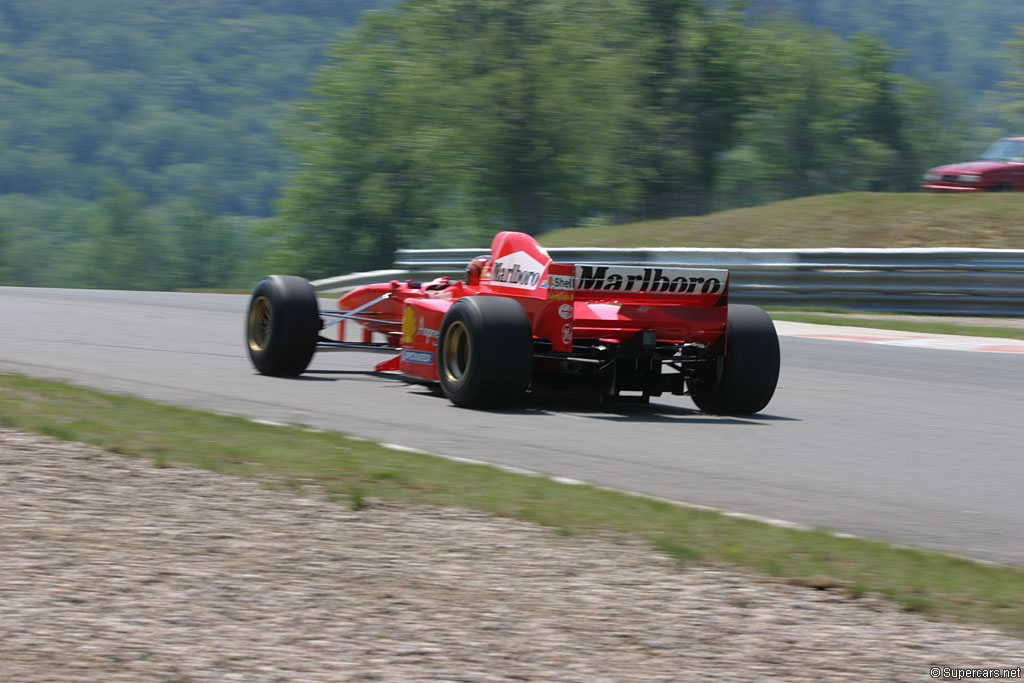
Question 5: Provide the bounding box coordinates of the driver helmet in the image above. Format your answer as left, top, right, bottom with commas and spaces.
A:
465, 255, 490, 286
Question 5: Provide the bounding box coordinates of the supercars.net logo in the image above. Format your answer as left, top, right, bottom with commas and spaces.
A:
489, 251, 544, 289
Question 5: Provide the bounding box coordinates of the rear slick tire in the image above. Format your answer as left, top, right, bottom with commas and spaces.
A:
437, 296, 533, 408
690, 304, 779, 415
246, 275, 320, 377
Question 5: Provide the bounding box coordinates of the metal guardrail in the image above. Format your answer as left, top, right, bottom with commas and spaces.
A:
313, 247, 1024, 316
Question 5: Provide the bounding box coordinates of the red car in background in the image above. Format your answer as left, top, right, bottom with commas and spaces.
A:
922, 137, 1024, 192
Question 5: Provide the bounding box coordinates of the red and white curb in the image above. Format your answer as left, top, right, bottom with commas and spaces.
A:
774, 320, 1024, 354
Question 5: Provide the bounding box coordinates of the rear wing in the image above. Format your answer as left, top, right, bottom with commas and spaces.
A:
571, 264, 729, 301
478, 232, 729, 348
482, 231, 728, 302
565, 264, 730, 344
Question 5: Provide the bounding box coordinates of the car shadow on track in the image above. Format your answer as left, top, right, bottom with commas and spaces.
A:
280, 370, 402, 383
526, 400, 797, 425
401, 384, 798, 425
573, 407, 799, 425
296, 370, 798, 424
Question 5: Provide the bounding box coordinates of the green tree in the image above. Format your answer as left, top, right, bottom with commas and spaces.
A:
685, 5, 751, 213
748, 0, 1024, 96
172, 195, 238, 289
276, 0, 961, 274
991, 28, 1024, 134
0, 209, 10, 284
0, 0, 392, 287
848, 34, 913, 190
628, 0, 700, 218
272, 10, 434, 277
0, 194, 80, 286
79, 181, 171, 290
276, 0, 643, 275
713, 20, 953, 203
725, 22, 860, 199
624, 2, 754, 217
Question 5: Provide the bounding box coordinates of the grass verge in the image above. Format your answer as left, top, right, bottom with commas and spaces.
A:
2, 371, 1022, 634
767, 310, 1024, 340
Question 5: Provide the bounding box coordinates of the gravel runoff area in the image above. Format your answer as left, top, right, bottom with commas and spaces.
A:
1, 428, 1022, 682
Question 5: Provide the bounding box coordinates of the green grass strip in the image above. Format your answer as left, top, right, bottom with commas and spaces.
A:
768, 311, 1024, 340
1, 371, 1022, 634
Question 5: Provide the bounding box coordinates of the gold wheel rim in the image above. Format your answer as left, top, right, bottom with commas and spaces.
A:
248, 296, 272, 352
442, 321, 471, 383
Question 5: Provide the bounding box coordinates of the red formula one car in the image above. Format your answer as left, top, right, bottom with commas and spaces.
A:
245, 232, 780, 414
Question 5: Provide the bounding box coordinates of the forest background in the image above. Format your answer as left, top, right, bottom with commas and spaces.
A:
2, 0, 1024, 289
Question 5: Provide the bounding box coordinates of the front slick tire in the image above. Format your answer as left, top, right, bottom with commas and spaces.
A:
690, 304, 779, 415
438, 296, 533, 409
246, 275, 320, 377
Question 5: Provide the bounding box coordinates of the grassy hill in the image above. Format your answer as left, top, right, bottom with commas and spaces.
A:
539, 193, 1024, 250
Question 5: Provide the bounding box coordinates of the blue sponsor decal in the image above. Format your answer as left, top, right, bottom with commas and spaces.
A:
402, 349, 435, 365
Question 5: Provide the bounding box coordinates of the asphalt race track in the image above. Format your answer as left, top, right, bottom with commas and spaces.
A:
2, 286, 1023, 565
